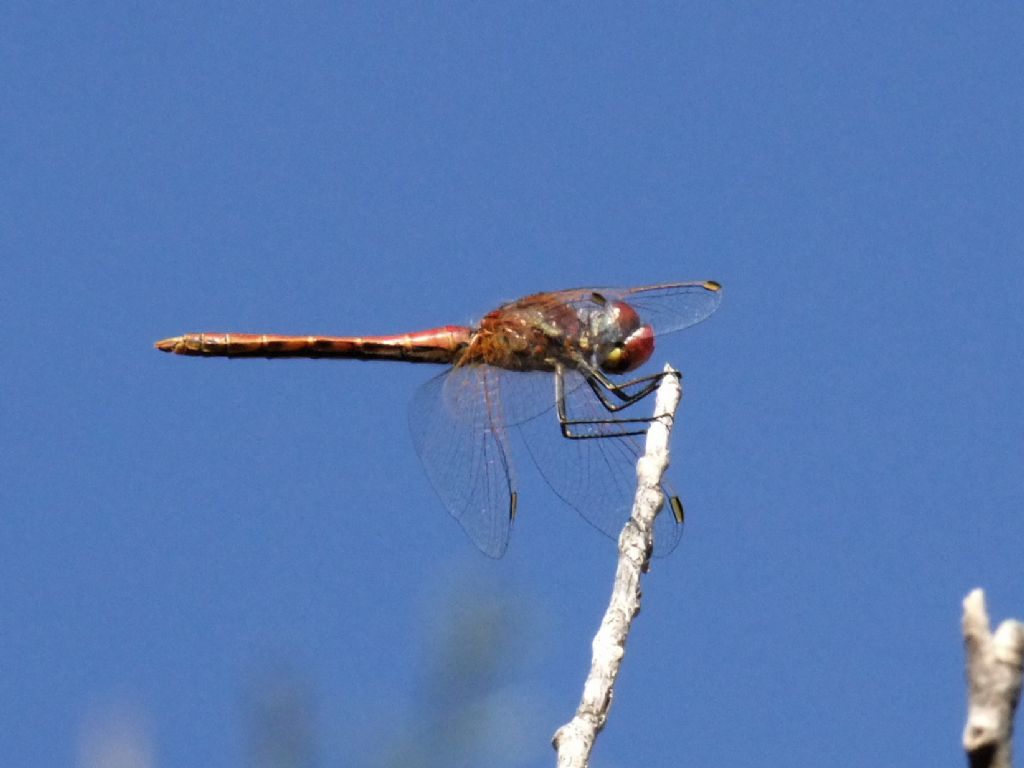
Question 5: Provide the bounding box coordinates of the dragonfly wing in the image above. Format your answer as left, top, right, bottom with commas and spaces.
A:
613, 280, 723, 336
516, 369, 683, 557
481, 368, 588, 427
540, 280, 722, 338
408, 365, 518, 558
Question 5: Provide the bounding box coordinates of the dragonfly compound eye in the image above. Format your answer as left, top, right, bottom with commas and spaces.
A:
599, 324, 655, 374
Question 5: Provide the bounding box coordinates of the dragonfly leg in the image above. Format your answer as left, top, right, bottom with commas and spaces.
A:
555, 366, 669, 440
569, 359, 681, 412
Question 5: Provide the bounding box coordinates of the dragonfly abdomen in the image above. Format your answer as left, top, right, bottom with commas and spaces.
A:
155, 327, 471, 363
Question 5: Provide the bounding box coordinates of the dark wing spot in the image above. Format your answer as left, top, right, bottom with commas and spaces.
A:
670, 496, 685, 524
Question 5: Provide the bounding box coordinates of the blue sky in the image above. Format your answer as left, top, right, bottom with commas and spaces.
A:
3, 3, 1023, 766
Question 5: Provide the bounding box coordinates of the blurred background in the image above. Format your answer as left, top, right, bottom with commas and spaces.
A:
2, 3, 1022, 766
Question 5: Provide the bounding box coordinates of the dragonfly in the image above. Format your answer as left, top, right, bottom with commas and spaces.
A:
155, 280, 722, 557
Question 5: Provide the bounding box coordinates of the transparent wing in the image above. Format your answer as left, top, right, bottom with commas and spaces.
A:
539, 280, 722, 338
480, 367, 587, 428
408, 366, 518, 558
515, 369, 684, 557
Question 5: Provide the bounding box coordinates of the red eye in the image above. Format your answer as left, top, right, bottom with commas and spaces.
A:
620, 324, 654, 372
609, 300, 641, 333
600, 323, 655, 373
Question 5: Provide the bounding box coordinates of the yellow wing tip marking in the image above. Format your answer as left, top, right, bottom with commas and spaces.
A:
703, 280, 722, 292
670, 496, 685, 524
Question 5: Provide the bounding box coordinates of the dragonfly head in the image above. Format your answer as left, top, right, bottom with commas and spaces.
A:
596, 301, 655, 374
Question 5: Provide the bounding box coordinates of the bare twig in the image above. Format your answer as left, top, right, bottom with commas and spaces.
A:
962, 588, 1024, 768
552, 364, 682, 767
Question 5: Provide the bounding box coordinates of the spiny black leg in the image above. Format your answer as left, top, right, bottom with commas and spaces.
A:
585, 376, 656, 413
566, 355, 681, 409
555, 366, 671, 440
589, 366, 681, 406
569, 360, 679, 415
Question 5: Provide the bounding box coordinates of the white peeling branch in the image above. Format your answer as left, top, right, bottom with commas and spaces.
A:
552, 365, 682, 768
962, 588, 1024, 768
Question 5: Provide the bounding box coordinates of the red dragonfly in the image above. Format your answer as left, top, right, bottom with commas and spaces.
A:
156, 281, 722, 557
